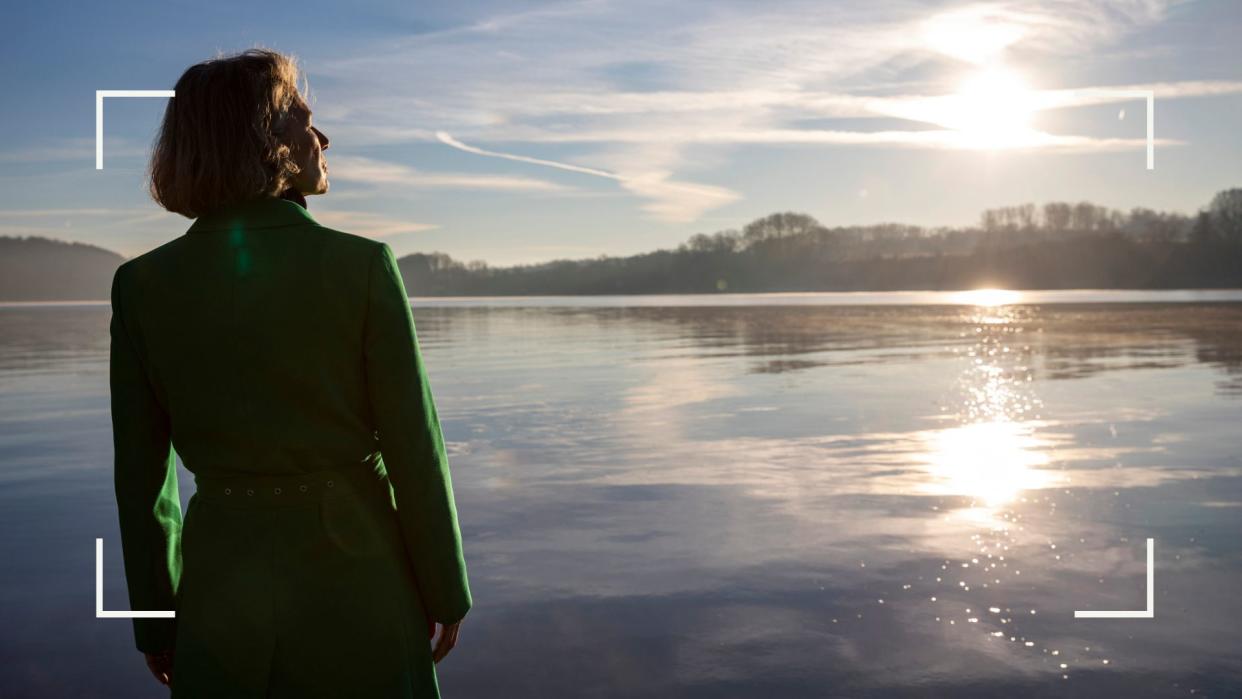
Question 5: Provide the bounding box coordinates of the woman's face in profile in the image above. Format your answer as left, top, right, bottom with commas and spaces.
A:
284, 101, 330, 196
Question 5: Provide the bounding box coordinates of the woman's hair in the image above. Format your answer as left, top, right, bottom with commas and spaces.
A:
148, 48, 309, 218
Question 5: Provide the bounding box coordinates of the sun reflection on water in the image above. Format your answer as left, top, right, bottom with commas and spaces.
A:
907, 301, 1077, 670
921, 419, 1056, 508
919, 302, 1055, 517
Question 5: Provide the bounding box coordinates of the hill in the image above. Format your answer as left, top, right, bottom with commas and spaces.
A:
0, 236, 126, 301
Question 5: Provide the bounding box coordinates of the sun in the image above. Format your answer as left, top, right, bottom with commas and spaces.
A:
870, 65, 1043, 150
945, 68, 1039, 149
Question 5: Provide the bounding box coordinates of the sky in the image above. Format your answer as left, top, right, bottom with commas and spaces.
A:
2, 0, 1240, 266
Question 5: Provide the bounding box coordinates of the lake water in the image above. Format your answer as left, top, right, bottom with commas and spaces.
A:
2, 290, 1241, 697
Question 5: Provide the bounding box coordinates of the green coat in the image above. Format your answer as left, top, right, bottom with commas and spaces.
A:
110, 196, 472, 697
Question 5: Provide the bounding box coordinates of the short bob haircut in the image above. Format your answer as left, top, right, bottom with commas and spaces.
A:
149, 48, 309, 219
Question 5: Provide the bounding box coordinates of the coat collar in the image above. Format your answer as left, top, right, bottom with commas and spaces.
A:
186, 196, 318, 234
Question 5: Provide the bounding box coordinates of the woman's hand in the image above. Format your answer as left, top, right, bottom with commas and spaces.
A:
431, 620, 462, 664
144, 649, 174, 686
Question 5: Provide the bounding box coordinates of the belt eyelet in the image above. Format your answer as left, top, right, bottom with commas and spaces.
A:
326, 480, 335, 488
246, 488, 255, 496
224, 487, 232, 495
299, 484, 308, 493
274, 487, 282, 495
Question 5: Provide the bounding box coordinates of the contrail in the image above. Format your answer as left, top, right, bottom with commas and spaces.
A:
434, 131, 741, 223
435, 131, 621, 180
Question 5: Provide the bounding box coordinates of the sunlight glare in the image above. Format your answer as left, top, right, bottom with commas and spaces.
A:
921, 420, 1054, 508
921, 7, 1026, 65
868, 67, 1043, 150
950, 288, 1023, 307
948, 68, 1038, 149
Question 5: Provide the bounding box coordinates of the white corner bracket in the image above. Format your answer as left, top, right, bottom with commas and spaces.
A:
95, 90, 175, 170
1074, 537, 1154, 619
95, 538, 175, 619
1142, 90, 1154, 171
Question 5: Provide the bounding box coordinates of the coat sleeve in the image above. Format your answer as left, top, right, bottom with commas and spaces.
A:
363, 242, 472, 626
110, 264, 183, 653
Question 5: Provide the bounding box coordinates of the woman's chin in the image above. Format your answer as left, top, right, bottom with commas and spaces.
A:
297, 179, 329, 197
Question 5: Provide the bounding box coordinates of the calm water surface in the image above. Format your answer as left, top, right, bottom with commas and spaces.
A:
2, 290, 1241, 697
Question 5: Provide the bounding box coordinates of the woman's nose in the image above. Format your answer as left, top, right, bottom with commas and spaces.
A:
313, 126, 330, 151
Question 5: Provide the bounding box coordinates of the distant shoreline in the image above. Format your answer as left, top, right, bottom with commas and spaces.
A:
6, 288, 1242, 309
5, 189, 1241, 301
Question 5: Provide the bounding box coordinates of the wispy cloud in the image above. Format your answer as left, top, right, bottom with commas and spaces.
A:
307, 0, 1204, 223
0, 208, 137, 217
435, 132, 615, 177
438, 125, 1180, 150
0, 137, 147, 163
888, 0, 1193, 106
1031, 80, 1242, 109
402, 79, 1241, 146
0, 207, 178, 231
327, 154, 571, 192
310, 209, 439, 238
436, 132, 739, 222
915, 1, 1177, 64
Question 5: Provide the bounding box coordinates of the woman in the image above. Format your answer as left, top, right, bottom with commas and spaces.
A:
110, 48, 472, 698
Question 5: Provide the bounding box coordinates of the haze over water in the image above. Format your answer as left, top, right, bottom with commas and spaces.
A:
2, 290, 1240, 697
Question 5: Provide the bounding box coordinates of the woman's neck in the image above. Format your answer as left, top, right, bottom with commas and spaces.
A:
278, 187, 307, 209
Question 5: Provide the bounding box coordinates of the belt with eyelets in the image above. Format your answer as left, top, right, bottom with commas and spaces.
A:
191, 462, 387, 509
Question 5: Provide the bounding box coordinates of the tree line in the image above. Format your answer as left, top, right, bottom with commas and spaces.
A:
396, 188, 1242, 295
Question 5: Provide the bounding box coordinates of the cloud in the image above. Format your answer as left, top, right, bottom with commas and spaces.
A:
440, 125, 1178, 150
436, 132, 739, 223
327, 155, 571, 192
1030, 80, 1242, 110
0, 208, 136, 217
310, 209, 439, 238
297, 0, 1199, 222
916, 1, 1179, 65
617, 171, 741, 222
435, 132, 616, 178
920, 5, 1030, 65
0, 137, 147, 163
0, 207, 179, 231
